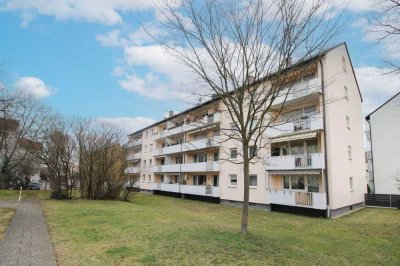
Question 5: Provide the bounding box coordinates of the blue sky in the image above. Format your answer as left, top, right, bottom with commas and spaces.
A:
0, 0, 399, 133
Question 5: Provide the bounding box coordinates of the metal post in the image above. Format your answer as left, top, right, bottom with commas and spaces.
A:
18, 186, 22, 202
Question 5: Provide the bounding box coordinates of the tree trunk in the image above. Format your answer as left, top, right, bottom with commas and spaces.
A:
241, 141, 250, 235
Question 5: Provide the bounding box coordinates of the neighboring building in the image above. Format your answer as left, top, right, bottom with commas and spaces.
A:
125, 43, 366, 217
365, 91, 400, 195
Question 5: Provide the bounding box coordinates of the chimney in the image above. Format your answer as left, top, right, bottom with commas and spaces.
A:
247, 75, 255, 84
286, 56, 292, 67
169, 110, 174, 117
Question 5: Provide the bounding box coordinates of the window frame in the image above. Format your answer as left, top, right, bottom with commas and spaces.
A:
229, 174, 238, 186
249, 175, 258, 188
230, 148, 238, 159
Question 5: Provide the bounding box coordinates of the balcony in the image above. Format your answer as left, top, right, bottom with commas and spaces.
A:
124, 167, 141, 174
181, 185, 220, 197
181, 162, 220, 172
152, 161, 220, 173
266, 153, 325, 170
152, 113, 222, 140
267, 114, 323, 138
267, 190, 327, 209
152, 164, 181, 173
152, 136, 220, 157
273, 78, 321, 106
149, 183, 220, 197
126, 152, 141, 161
127, 139, 142, 148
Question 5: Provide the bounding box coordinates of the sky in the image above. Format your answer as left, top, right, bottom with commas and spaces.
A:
0, 0, 399, 134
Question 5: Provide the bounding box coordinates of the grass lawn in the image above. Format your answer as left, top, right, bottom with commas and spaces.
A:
0, 208, 15, 240
36, 193, 400, 265
0, 189, 50, 200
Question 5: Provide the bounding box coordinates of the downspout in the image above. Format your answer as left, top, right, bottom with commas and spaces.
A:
366, 117, 375, 193
319, 59, 330, 218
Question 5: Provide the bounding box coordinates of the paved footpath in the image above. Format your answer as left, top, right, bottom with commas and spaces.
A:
0, 199, 57, 266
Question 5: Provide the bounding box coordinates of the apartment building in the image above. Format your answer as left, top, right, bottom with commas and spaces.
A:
365, 91, 400, 195
125, 43, 366, 217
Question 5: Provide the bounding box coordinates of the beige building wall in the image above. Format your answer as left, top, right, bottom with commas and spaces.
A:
322, 45, 366, 210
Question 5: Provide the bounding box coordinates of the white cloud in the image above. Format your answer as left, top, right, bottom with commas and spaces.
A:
15, 76, 53, 99
0, 0, 161, 25
96, 29, 126, 47
96, 116, 156, 134
355, 66, 400, 115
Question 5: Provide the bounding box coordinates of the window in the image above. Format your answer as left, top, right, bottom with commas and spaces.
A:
148, 175, 152, 182
144, 145, 147, 152
308, 176, 320, 192
143, 160, 146, 167
229, 175, 238, 186
349, 177, 354, 192
250, 175, 257, 187
150, 144, 153, 151
282, 145, 289, 156
230, 148, 237, 159
271, 147, 280, 157
193, 153, 206, 163
346, 116, 351, 129
250, 117, 258, 130
283, 175, 305, 190
149, 159, 152, 166
213, 152, 219, 161
291, 143, 304, 155
176, 155, 183, 164
249, 146, 257, 157
230, 123, 236, 134
306, 139, 318, 154
213, 175, 219, 186
348, 145, 352, 160
193, 175, 206, 186
342, 56, 347, 72
344, 86, 349, 100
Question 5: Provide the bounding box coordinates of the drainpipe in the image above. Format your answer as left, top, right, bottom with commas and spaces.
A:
366, 118, 375, 193
319, 59, 331, 218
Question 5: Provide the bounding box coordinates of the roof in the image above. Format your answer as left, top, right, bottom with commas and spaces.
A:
366, 91, 400, 120
129, 42, 361, 136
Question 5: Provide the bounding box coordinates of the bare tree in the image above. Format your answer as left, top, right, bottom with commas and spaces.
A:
31, 116, 77, 199
0, 89, 51, 188
154, 0, 342, 234
368, 0, 400, 74
75, 119, 128, 200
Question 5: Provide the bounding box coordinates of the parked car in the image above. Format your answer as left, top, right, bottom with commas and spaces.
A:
28, 182, 41, 190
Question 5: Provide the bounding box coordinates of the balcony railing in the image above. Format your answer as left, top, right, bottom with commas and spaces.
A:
152, 112, 221, 140
127, 139, 142, 148
272, 78, 321, 106
126, 153, 141, 161
267, 114, 323, 138
152, 136, 221, 157
124, 167, 141, 174
266, 153, 325, 170
152, 161, 220, 173
148, 183, 220, 197
267, 190, 327, 209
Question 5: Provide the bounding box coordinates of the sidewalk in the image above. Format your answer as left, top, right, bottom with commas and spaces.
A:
0, 199, 57, 266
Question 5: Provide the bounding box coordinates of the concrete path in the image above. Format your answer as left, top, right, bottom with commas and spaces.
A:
0, 199, 57, 266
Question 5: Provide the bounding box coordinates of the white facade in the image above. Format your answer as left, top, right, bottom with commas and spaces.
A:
125, 43, 367, 216
366, 92, 400, 195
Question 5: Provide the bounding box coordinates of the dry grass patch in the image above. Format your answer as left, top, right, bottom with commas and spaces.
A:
0, 208, 15, 240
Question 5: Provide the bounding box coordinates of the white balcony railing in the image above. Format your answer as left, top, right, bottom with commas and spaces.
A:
152, 113, 222, 140
152, 161, 220, 173
181, 162, 220, 172
266, 153, 325, 170
267, 190, 327, 209
181, 185, 220, 197
152, 136, 221, 157
124, 167, 141, 174
126, 153, 141, 161
273, 78, 321, 106
267, 114, 323, 138
127, 139, 142, 148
